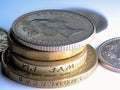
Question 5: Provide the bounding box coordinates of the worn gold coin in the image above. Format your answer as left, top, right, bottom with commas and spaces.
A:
8, 30, 86, 61
1, 45, 98, 88
11, 47, 87, 75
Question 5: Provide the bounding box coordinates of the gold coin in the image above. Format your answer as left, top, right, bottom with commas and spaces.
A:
8, 30, 86, 61
1, 45, 98, 88
11, 47, 87, 75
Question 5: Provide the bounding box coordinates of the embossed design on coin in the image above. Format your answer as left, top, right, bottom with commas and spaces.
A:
0, 28, 7, 53
22, 18, 84, 38
11, 47, 87, 75
12, 10, 95, 51
98, 37, 120, 72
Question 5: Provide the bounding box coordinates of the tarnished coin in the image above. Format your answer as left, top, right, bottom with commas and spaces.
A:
68, 8, 108, 33
11, 47, 87, 75
98, 37, 120, 73
1, 45, 98, 88
8, 30, 86, 60
0, 28, 7, 61
11, 10, 95, 51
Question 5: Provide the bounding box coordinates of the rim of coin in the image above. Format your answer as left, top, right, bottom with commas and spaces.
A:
8, 30, 86, 60
11, 47, 87, 75
11, 9, 96, 51
1, 45, 98, 88
98, 37, 120, 73
0, 28, 7, 53
67, 8, 108, 33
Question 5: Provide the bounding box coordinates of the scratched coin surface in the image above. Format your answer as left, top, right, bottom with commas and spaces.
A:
1, 45, 98, 88
68, 8, 108, 33
12, 10, 95, 51
98, 37, 120, 73
0, 28, 7, 61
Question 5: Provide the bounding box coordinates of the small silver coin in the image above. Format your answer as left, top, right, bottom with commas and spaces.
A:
98, 37, 120, 73
68, 8, 108, 33
0, 28, 7, 52
12, 10, 95, 51
0, 28, 7, 61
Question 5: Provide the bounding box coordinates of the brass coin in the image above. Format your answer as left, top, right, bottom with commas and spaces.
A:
8, 30, 86, 61
1, 45, 98, 88
11, 47, 87, 75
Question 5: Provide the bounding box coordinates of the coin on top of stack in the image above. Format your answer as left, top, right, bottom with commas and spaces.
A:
1, 45, 98, 88
11, 10, 96, 52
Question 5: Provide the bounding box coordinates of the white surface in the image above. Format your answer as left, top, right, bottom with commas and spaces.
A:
0, 0, 120, 90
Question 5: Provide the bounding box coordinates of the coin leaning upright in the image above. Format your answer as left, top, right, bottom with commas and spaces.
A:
11, 10, 96, 51
98, 37, 120, 73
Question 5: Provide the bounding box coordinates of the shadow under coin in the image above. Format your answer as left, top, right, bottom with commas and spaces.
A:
66, 8, 108, 33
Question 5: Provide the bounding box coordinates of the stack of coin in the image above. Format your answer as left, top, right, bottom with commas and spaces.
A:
1, 10, 98, 88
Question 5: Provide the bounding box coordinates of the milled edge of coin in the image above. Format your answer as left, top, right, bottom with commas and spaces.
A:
0, 28, 8, 52
98, 37, 120, 73
1, 45, 98, 88
11, 47, 87, 75
11, 10, 96, 51
8, 30, 86, 60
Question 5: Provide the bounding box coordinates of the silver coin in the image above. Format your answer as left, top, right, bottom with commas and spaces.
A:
98, 37, 120, 73
68, 8, 108, 33
0, 28, 7, 53
12, 10, 95, 51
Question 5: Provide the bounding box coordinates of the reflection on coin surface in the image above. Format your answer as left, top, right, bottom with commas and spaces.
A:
68, 8, 108, 33
12, 10, 95, 51
1, 45, 98, 88
98, 37, 120, 73
0, 28, 7, 61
